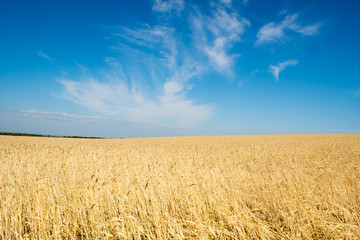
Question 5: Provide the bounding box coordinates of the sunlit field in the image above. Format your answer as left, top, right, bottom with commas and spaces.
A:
0, 134, 359, 239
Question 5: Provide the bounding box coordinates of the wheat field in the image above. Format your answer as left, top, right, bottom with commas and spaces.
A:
0, 134, 359, 239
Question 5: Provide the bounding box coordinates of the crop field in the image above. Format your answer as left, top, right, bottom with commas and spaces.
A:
0, 134, 359, 239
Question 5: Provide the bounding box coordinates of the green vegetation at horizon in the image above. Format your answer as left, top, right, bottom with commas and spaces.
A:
0, 132, 106, 139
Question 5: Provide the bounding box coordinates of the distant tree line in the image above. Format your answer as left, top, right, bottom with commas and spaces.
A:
0, 132, 105, 139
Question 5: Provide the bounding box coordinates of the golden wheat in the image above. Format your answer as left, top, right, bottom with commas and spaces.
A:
0, 134, 359, 239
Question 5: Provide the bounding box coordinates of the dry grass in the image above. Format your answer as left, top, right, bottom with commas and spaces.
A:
0, 134, 359, 239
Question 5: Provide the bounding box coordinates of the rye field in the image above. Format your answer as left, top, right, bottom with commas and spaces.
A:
0, 134, 359, 239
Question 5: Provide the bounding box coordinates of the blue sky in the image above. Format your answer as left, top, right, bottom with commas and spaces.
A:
1, 0, 359, 137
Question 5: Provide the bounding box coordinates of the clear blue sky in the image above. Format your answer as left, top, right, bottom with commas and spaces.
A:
1, 0, 359, 137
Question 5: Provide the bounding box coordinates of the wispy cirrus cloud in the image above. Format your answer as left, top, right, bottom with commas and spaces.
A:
219, 0, 232, 5
118, 25, 178, 68
269, 59, 298, 81
152, 0, 185, 14
191, 3, 250, 74
60, 20, 213, 127
219, 0, 248, 5
59, 76, 212, 127
37, 50, 53, 61
256, 13, 321, 45
58, 1, 254, 127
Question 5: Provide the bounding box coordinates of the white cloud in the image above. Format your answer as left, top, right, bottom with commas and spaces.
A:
66, 22, 216, 128
191, 5, 250, 74
152, 0, 184, 13
57, 3, 252, 127
295, 23, 321, 36
163, 81, 183, 95
59, 77, 213, 127
256, 13, 321, 45
269, 59, 298, 81
220, 0, 232, 5
37, 50, 52, 61
119, 25, 178, 68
